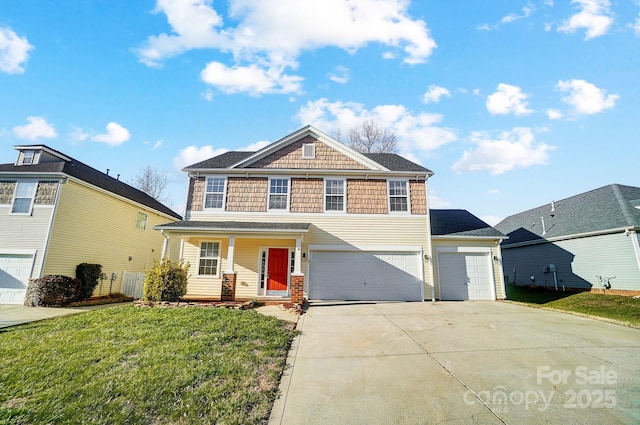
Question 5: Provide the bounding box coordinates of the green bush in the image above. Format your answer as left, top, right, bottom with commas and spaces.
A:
75, 263, 102, 300
24, 275, 82, 306
143, 259, 190, 302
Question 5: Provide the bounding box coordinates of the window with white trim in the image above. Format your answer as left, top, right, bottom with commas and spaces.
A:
388, 180, 409, 212
268, 178, 289, 210
21, 150, 35, 165
198, 241, 220, 276
204, 177, 226, 209
324, 179, 345, 212
11, 181, 37, 214
135, 212, 148, 230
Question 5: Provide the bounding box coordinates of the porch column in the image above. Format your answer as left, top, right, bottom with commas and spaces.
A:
294, 237, 302, 275
222, 236, 236, 301
225, 236, 235, 273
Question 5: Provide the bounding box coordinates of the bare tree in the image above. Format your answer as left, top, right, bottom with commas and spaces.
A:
131, 166, 170, 202
347, 120, 398, 153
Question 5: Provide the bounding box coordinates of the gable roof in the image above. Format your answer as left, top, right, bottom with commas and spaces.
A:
495, 184, 640, 246
183, 126, 432, 174
0, 145, 182, 220
430, 209, 506, 238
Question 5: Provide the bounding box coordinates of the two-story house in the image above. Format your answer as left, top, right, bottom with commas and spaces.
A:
156, 126, 506, 304
0, 145, 182, 304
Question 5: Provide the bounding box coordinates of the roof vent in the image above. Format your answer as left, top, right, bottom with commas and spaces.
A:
302, 143, 315, 159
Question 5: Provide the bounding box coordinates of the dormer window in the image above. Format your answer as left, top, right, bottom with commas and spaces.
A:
302, 143, 315, 159
20, 150, 36, 165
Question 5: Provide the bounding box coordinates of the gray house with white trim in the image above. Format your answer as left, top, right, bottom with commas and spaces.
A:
495, 184, 640, 294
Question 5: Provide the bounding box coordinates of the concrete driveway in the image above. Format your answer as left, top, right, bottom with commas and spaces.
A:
270, 301, 640, 425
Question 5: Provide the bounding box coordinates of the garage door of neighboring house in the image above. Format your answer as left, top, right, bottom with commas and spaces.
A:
0, 252, 35, 304
308, 249, 424, 301
438, 252, 494, 301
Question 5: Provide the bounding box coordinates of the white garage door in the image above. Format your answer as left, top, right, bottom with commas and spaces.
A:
309, 250, 424, 301
438, 252, 494, 300
0, 253, 34, 304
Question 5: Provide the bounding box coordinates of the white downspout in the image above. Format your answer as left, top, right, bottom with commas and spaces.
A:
160, 230, 169, 259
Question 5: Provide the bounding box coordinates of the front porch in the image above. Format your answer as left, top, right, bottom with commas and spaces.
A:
155, 221, 310, 305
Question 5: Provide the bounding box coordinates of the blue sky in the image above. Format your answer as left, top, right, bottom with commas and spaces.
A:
1, 0, 638, 224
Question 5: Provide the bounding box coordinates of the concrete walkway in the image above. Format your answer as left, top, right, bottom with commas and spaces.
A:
270, 301, 640, 425
0, 304, 84, 328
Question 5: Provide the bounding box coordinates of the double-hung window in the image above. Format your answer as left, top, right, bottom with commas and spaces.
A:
11, 181, 37, 214
204, 177, 225, 209
388, 180, 409, 212
324, 179, 345, 212
268, 178, 289, 211
198, 241, 220, 276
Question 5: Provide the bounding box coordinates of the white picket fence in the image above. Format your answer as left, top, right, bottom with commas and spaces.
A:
121, 271, 145, 299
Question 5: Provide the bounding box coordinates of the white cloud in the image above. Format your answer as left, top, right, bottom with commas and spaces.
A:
296, 98, 457, 153
328, 66, 349, 84
200, 88, 214, 101
137, 0, 436, 95
557, 79, 618, 114
68, 125, 90, 143
501, 3, 536, 24
91, 122, 131, 146
488, 189, 502, 195
427, 189, 452, 209
241, 140, 271, 151
200, 61, 303, 95
546, 109, 563, 120
0, 26, 34, 74
173, 140, 271, 170
12, 116, 57, 140
422, 85, 450, 104
486, 83, 533, 116
452, 127, 555, 175
558, 0, 613, 39
633, 14, 640, 35
144, 140, 164, 150
481, 215, 503, 226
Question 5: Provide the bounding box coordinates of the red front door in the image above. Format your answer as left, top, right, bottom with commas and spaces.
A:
267, 248, 289, 291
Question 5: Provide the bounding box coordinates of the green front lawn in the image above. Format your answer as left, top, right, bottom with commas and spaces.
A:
506, 285, 640, 327
0, 306, 296, 424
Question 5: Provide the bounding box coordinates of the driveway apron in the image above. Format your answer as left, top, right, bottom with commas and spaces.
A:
270, 301, 640, 425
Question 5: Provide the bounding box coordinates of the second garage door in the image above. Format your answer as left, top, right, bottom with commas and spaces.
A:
0, 253, 35, 305
437, 252, 494, 300
308, 250, 424, 301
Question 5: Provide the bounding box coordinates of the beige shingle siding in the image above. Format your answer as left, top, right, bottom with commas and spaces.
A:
0, 181, 15, 204
226, 177, 268, 212
248, 136, 368, 170
291, 178, 323, 213
187, 177, 205, 211
410, 180, 427, 215
347, 179, 388, 214
34, 181, 58, 205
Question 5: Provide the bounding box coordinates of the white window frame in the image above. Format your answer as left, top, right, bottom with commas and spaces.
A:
388, 180, 410, 213
10, 180, 38, 215
203, 177, 227, 210
302, 143, 316, 159
20, 150, 36, 165
198, 241, 221, 277
267, 178, 290, 212
324, 178, 346, 212
135, 211, 148, 230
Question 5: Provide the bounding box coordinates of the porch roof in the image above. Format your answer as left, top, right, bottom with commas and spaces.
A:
154, 220, 311, 234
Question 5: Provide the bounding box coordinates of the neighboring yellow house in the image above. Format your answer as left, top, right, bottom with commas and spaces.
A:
0, 145, 182, 304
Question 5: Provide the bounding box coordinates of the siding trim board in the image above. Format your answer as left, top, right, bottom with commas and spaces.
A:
501, 226, 639, 249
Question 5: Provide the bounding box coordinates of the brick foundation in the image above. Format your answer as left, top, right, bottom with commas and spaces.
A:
221, 273, 237, 301
290, 274, 304, 305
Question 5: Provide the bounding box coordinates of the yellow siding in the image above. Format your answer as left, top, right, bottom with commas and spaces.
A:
44, 180, 178, 296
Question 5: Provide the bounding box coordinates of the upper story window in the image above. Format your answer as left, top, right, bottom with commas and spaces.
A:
21, 150, 36, 165
324, 179, 345, 212
268, 178, 289, 211
198, 241, 220, 276
302, 143, 315, 159
135, 212, 148, 230
388, 180, 409, 212
204, 177, 226, 209
11, 181, 37, 214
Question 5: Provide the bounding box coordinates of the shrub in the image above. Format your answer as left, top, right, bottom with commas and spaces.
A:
143, 259, 190, 302
76, 263, 102, 300
24, 275, 82, 306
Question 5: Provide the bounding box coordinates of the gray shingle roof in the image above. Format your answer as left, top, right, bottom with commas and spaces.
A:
430, 209, 505, 238
0, 147, 182, 220
155, 221, 310, 231
184, 150, 432, 173
495, 184, 640, 246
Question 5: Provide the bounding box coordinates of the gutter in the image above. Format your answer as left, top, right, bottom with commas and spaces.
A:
185, 169, 432, 179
